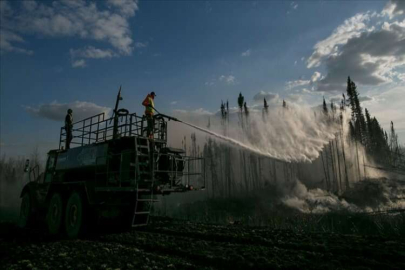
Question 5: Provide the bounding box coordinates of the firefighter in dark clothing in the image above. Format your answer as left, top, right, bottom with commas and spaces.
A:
142, 92, 156, 139
65, 109, 73, 149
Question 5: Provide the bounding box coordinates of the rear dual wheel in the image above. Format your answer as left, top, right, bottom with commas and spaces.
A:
46, 193, 63, 235
65, 192, 85, 238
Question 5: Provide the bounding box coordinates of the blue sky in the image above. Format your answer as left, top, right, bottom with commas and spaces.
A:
1, 0, 404, 157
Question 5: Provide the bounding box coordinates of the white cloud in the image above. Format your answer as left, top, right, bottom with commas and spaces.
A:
170, 101, 178, 105
174, 108, 213, 116
383, 0, 405, 19
0, 29, 33, 55
25, 100, 111, 121
107, 0, 139, 17
286, 72, 322, 90
219, 75, 236, 85
134, 42, 148, 48
286, 79, 310, 89
70, 46, 116, 59
253, 91, 279, 103
287, 1, 299, 14
72, 59, 86, 68
311, 71, 322, 82
1, 0, 139, 57
241, 49, 251, 57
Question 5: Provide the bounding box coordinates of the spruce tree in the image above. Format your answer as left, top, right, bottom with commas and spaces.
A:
238, 93, 244, 112
346, 77, 366, 144
323, 97, 328, 115
264, 98, 269, 112
263, 98, 269, 121
220, 100, 225, 120
365, 108, 372, 149
243, 102, 249, 117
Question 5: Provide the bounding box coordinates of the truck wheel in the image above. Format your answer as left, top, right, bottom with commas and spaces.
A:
19, 192, 32, 228
46, 193, 63, 235
65, 192, 84, 238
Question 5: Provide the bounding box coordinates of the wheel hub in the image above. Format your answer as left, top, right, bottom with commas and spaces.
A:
69, 205, 78, 226
52, 204, 58, 220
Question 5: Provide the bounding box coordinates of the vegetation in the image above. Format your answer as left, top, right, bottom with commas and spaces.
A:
345, 77, 403, 168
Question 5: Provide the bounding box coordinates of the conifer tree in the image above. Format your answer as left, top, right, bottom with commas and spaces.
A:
243, 102, 249, 117
220, 100, 225, 120
226, 100, 229, 122
238, 92, 245, 128
346, 77, 366, 144
263, 98, 269, 121
323, 97, 328, 115
365, 108, 372, 149
264, 98, 269, 112
238, 93, 244, 112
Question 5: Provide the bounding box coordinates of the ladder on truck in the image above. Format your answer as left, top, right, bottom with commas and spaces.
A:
132, 137, 156, 227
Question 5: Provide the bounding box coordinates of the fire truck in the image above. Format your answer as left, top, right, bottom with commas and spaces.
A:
19, 88, 204, 238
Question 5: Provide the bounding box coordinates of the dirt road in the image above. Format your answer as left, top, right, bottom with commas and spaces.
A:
1, 217, 404, 269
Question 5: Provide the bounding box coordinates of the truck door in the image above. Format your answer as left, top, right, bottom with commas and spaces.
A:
44, 154, 56, 183
34, 153, 56, 206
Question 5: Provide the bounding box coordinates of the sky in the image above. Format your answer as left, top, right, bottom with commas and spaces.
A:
0, 0, 404, 158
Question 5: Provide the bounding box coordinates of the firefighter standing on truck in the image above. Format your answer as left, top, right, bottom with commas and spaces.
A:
65, 108, 73, 149
142, 92, 156, 139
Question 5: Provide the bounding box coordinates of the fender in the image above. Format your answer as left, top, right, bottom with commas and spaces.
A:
20, 182, 41, 212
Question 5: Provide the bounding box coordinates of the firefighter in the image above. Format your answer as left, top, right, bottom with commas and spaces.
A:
65, 109, 73, 149
142, 92, 156, 139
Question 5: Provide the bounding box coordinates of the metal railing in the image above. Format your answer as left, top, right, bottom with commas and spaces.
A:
59, 112, 168, 149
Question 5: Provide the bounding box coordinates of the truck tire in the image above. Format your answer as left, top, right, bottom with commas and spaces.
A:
19, 192, 32, 228
65, 192, 84, 238
46, 193, 63, 235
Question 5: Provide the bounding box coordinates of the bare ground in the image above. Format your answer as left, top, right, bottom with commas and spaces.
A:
1, 217, 405, 270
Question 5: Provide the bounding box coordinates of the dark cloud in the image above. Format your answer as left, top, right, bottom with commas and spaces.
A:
317, 26, 405, 92
25, 101, 111, 122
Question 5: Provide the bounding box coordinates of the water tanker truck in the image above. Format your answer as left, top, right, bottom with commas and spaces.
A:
19, 88, 205, 238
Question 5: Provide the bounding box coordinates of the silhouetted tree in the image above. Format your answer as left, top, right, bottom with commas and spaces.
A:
237, 93, 244, 112
323, 97, 328, 115
263, 98, 269, 121
346, 77, 366, 144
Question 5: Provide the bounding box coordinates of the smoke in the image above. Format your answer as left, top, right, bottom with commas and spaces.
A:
281, 180, 359, 213
279, 177, 405, 213
0, 157, 29, 223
